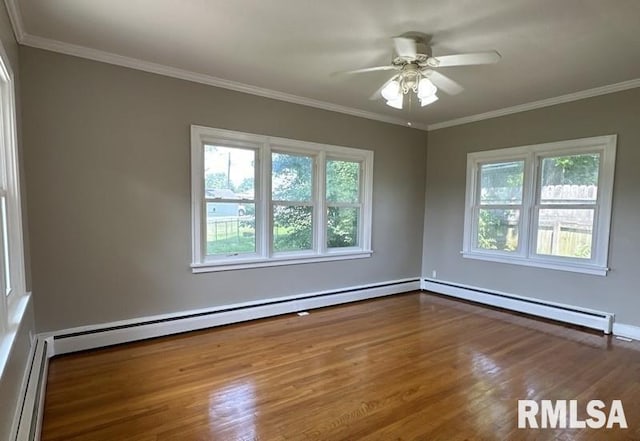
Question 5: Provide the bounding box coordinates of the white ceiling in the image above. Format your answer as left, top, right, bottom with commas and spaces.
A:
10, 0, 640, 129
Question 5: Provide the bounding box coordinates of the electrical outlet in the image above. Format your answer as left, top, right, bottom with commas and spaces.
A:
432, 270, 437, 279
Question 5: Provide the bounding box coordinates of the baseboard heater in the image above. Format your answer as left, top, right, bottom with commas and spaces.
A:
47, 278, 421, 356
13, 338, 48, 441
421, 278, 614, 334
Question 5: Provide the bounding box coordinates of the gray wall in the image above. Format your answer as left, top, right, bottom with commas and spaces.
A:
422, 88, 640, 326
0, 0, 36, 438
20, 47, 427, 333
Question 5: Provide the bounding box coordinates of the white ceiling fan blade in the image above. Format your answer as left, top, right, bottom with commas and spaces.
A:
393, 37, 417, 59
428, 70, 464, 95
369, 74, 399, 100
434, 51, 501, 67
334, 65, 397, 76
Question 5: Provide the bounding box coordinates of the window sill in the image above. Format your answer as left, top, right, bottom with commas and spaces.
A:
191, 250, 373, 273
461, 252, 609, 276
0, 292, 31, 381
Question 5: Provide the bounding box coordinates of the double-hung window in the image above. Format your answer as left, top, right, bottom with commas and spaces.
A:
0, 39, 27, 372
326, 159, 363, 249
271, 150, 314, 253
463, 135, 616, 276
191, 126, 373, 272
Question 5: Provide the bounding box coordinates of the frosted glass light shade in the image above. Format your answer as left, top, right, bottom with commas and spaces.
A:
419, 93, 439, 107
381, 80, 401, 101
386, 96, 403, 109
418, 78, 437, 99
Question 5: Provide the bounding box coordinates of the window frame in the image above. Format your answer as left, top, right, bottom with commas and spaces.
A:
325, 156, 365, 254
462, 135, 617, 276
198, 139, 262, 262
0, 38, 28, 374
191, 125, 373, 273
472, 157, 529, 257
270, 148, 316, 256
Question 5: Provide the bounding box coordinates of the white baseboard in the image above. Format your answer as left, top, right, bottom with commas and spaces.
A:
11, 337, 49, 441
422, 278, 614, 334
612, 323, 640, 340
46, 278, 420, 356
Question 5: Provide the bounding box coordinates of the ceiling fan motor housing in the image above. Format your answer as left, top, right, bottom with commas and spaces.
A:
392, 38, 432, 66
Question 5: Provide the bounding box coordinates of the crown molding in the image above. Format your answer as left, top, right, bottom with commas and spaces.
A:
3, 2, 421, 131
6, 0, 639, 134
428, 78, 640, 131
4, 0, 25, 41
15, 33, 430, 131
3, 0, 425, 130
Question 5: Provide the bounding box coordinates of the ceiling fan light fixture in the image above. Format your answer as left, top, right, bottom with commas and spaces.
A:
417, 77, 437, 99
419, 93, 439, 107
386, 95, 404, 109
345, 36, 500, 111
381, 80, 401, 101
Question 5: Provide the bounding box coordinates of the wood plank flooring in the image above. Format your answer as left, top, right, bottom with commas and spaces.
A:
42, 292, 640, 440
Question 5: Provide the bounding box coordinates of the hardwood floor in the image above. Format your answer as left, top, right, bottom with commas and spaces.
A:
42, 292, 640, 441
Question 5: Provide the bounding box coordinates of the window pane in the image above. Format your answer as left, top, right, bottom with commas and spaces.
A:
540, 154, 599, 205
328, 207, 359, 248
206, 202, 255, 255
327, 160, 360, 203
207, 201, 249, 218
273, 205, 312, 252
480, 161, 524, 205
204, 145, 255, 199
536, 209, 594, 259
477, 209, 520, 251
272, 153, 312, 202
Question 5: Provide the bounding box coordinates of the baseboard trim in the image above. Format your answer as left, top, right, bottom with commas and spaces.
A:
12, 337, 48, 441
612, 323, 640, 340
45, 278, 420, 356
422, 278, 614, 334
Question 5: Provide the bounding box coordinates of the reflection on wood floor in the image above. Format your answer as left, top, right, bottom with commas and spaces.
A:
42, 291, 640, 440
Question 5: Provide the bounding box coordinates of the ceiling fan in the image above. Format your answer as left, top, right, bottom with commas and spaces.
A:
340, 35, 501, 110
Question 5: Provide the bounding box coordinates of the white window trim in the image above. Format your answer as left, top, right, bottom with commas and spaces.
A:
462, 135, 617, 276
0, 39, 28, 379
190, 125, 373, 273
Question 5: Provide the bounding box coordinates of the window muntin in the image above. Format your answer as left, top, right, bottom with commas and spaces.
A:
463, 136, 616, 276
191, 126, 373, 272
